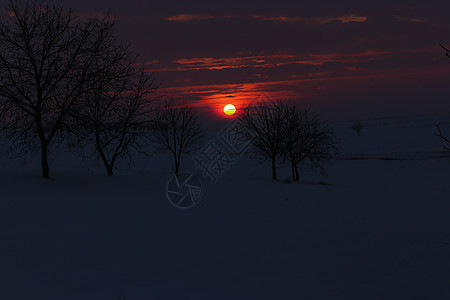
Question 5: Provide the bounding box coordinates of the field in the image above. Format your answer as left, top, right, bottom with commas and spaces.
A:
1, 114, 450, 299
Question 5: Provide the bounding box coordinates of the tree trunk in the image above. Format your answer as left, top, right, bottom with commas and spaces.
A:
175, 159, 180, 176
36, 114, 50, 179
174, 152, 180, 176
41, 141, 49, 179
293, 163, 299, 182
271, 155, 277, 180
101, 157, 114, 176
175, 164, 179, 176
291, 162, 295, 181
106, 165, 113, 176
97, 145, 114, 176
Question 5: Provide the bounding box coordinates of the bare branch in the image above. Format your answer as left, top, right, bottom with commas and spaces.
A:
434, 125, 450, 151
0, 0, 125, 178
238, 99, 286, 180
152, 98, 206, 176
440, 43, 450, 58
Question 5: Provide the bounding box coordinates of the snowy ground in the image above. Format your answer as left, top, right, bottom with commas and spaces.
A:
1, 115, 450, 299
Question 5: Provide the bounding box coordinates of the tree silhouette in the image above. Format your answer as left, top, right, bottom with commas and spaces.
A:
66, 22, 159, 176
351, 121, 364, 136
239, 100, 338, 181
152, 99, 205, 176
439, 43, 450, 58
0, 0, 117, 178
238, 100, 285, 180
69, 66, 158, 176
434, 44, 449, 152
281, 103, 339, 182
434, 125, 450, 152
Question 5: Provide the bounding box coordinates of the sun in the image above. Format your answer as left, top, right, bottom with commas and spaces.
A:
223, 104, 236, 116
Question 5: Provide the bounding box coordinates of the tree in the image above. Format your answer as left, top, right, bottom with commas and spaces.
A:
238, 100, 285, 180
281, 103, 339, 182
238, 100, 339, 181
66, 22, 159, 176
351, 120, 364, 136
69, 68, 158, 176
152, 99, 205, 176
439, 43, 449, 58
435, 44, 449, 151
434, 125, 450, 152
0, 0, 117, 178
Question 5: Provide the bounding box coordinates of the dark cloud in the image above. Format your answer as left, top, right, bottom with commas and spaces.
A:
51, 0, 450, 119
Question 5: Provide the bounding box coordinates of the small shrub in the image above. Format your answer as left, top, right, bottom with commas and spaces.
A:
351, 121, 364, 136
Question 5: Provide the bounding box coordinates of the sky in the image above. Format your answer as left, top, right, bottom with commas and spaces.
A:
66, 0, 450, 121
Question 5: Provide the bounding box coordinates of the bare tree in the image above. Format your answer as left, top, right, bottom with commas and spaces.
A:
281, 103, 339, 182
434, 44, 449, 151
434, 125, 450, 152
351, 120, 364, 136
0, 0, 115, 178
238, 100, 285, 180
66, 19, 159, 176
239, 100, 338, 181
152, 99, 206, 176
69, 66, 158, 176
440, 43, 450, 58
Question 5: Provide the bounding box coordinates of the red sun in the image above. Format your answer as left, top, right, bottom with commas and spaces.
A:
223, 104, 236, 116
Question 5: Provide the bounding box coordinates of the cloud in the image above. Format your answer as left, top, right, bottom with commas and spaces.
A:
166, 14, 215, 22
173, 54, 296, 70
252, 14, 367, 25
396, 16, 428, 23
158, 64, 450, 119
145, 50, 391, 73
163, 13, 367, 25
142, 60, 160, 65
76, 12, 119, 21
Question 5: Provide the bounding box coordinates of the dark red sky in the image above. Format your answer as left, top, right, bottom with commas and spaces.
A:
68, 0, 450, 121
